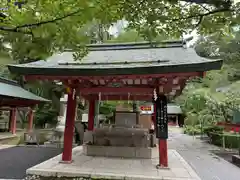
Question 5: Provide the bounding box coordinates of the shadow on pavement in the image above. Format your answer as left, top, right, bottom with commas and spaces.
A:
0, 146, 62, 179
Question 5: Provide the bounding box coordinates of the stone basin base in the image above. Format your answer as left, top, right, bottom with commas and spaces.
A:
83, 144, 153, 158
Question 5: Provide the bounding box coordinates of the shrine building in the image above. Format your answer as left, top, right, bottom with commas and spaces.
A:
8, 40, 222, 167
0, 77, 49, 134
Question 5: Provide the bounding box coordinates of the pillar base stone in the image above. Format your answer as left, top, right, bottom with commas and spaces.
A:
156, 164, 170, 169
59, 160, 73, 164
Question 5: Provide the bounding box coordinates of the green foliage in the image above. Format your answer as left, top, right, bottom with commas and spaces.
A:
0, 0, 239, 62
106, 29, 145, 43
195, 30, 240, 83
34, 103, 58, 128
203, 125, 224, 136
99, 102, 116, 115
182, 93, 207, 113
183, 125, 201, 135
209, 132, 240, 149
176, 29, 240, 131
24, 81, 63, 128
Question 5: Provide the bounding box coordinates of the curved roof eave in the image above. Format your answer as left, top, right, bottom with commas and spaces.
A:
0, 79, 50, 103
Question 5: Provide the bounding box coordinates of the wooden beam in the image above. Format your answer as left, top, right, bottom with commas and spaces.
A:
24, 72, 202, 81
82, 94, 153, 101
0, 99, 43, 107
80, 87, 154, 94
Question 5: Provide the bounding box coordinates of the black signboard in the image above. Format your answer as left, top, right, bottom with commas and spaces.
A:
155, 94, 168, 139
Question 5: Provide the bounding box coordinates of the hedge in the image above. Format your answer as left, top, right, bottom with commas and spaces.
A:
209, 132, 240, 149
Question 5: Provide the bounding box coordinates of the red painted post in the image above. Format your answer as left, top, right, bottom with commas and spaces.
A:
27, 108, 34, 132
62, 88, 77, 163
88, 99, 95, 131
159, 139, 168, 167
10, 108, 17, 134
154, 89, 169, 168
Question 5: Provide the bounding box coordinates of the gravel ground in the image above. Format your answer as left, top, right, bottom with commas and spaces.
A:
0, 146, 62, 179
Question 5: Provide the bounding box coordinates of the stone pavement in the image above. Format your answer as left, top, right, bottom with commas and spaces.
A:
168, 127, 240, 180
27, 146, 201, 180
0, 146, 62, 179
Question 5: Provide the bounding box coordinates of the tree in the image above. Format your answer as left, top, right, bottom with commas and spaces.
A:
0, 0, 239, 61
195, 29, 240, 83
176, 28, 240, 128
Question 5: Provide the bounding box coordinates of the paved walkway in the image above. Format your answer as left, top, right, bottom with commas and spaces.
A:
168, 127, 240, 180
0, 146, 62, 179
27, 146, 200, 180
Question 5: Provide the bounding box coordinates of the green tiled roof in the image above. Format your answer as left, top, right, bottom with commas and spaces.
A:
0, 77, 49, 102
8, 41, 223, 76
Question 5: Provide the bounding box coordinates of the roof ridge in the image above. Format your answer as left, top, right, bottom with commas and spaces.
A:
86, 40, 185, 51
58, 59, 170, 66
64, 38, 193, 52
88, 40, 184, 46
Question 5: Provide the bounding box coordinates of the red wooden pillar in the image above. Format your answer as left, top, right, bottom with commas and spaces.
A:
27, 108, 34, 132
88, 99, 95, 131
154, 90, 168, 168
62, 87, 77, 163
159, 139, 168, 167
10, 108, 17, 134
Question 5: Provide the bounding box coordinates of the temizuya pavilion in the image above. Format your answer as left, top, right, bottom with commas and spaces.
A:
0, 77, 49, 134
8, 40, 222, 167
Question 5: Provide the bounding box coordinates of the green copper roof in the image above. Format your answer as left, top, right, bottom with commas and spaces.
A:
8, 41, 223, 76
0, 77, 49, 102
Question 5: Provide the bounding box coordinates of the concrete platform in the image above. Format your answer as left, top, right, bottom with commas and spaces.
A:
27, 146, 201, 180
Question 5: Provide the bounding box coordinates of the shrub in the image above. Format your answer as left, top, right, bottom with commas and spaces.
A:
209, 132, 223, 146
184, 126, 201, 135
184, 113, 200, 126
224, 133, 240, 149
209, 132, 240, 149
203, 125, 224, 136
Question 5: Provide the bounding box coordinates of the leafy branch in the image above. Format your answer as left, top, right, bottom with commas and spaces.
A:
171, 7, 232, 21
170, 6, 234, 31
0, 9, 82, 34
14, 10, 82, 29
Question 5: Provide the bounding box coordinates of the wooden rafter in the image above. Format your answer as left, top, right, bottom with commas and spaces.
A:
80, 87, 154, 94
24, 72, 202, 81
23, 72, 203, 101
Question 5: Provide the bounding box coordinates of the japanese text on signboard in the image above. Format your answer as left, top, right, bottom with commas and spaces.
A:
155, 95, 168, 139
